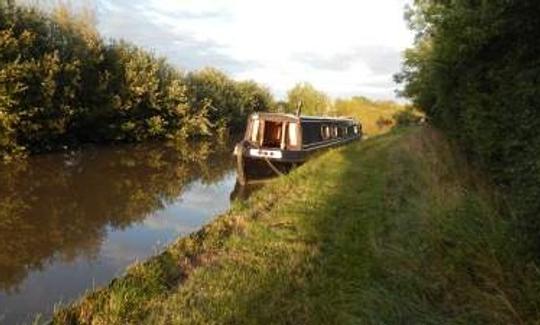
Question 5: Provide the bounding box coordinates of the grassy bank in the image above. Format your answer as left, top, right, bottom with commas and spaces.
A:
53, 126, 539, 324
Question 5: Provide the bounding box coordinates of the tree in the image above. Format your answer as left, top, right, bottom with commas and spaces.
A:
0, 2, 275, 158
185, 68, 273, 132
286, 82, 330, 116
396, 0, 540, 247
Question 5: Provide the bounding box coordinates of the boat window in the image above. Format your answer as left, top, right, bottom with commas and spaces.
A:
332, 125, 338, 138
321, 125, 331, 140
288, 123, 299, 147
353, 125, 359, 134
302, 123, 323, 144
338, 126, 345, 137
262, 120, 283, 148
250, 119, 260, 142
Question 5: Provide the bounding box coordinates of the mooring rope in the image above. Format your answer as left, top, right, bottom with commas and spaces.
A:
239, 139, 284, 179
263, 156, 284, 176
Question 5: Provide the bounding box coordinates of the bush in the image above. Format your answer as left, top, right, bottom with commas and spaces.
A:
397, 0, 540, 250
333, 96, 406, 135
0, 2, 273, 159
392, 108, 422, 127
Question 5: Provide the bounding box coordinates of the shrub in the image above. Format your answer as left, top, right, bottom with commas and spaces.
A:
0, 2, 273, 159
392, 108, 422, 127
396, 0, 540, 250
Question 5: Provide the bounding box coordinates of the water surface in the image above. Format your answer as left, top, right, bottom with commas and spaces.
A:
0, 140, 236, 324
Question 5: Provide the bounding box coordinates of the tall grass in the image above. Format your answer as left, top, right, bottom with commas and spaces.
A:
53, 127, 539, 324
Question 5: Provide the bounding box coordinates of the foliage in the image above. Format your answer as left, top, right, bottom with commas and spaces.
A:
0, 2, 272, 158
392, 106, 422, 127
333, 96, 407, 135
283, 86, 408, 136
396, 0, 540, 249
185, 68, 274, 132
54, 127, 539, 324
286, 82, 330, 115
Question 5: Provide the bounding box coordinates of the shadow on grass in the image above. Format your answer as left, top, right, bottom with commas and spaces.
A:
54, 127, 539, 324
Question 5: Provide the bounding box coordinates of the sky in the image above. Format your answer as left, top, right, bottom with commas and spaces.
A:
96, 0, 414, 100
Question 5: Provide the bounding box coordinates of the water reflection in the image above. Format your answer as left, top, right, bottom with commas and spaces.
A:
0, 138, 235, 323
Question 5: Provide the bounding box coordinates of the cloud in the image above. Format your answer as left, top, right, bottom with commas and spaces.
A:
292, 46, 402, 75
97, 0, 254, 73
96, 0, 414, 100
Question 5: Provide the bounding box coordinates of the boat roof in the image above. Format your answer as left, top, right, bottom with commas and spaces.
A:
251, 112, 356, 123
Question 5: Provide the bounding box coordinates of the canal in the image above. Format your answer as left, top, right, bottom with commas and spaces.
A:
0, 139, 238, 324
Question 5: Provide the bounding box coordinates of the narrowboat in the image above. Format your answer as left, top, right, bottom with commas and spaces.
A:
233, 112, 362, 185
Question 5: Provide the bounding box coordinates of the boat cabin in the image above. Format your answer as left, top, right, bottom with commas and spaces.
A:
242, 113, 360, 156
234, 112, 361, 184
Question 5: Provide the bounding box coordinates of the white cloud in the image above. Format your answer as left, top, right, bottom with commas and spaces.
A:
98, 0, 414, 100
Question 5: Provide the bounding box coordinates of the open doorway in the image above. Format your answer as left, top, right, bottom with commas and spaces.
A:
262, 121, 283, 148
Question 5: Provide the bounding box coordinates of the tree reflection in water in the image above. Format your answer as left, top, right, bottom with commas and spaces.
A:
0, 138, 234, 292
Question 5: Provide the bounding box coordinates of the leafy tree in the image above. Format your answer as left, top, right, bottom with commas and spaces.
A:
286, 82, 330, 115
333, 96, 406, 135
185, 68, 273, 132
392, 107, 422, 127
0, 2, 275, 158
396, 0, 540, 248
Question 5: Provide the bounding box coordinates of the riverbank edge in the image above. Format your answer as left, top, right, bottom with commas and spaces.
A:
52, 126, 537, 324
51, 139, 302, 323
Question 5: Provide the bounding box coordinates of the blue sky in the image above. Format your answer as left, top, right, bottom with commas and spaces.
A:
96, 0, 414, 100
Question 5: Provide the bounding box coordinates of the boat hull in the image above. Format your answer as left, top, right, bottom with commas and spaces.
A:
236, 153, 297, 185
234, 135, 359, 185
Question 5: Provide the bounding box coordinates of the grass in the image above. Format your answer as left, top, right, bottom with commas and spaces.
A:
53, 126, 539, 324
